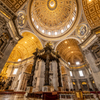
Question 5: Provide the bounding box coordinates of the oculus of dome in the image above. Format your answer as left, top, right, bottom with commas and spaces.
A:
47, 0, 57, 10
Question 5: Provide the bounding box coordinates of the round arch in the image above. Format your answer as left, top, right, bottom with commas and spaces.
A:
56, 38, 84, 66
7, 31, 43, 62
55, 37, 81, 50
19, 30, 43, 47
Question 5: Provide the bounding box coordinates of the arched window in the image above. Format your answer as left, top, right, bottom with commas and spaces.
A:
13, 68, 18, 75
79, 70, 84, 77
70, 71, 73, 76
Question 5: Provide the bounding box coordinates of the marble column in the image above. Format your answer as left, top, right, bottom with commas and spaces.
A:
34, 60, 43, 92
57, 59, 62, 87
84, 49, 100, 90
0, 40, 17, 73
67, 70, 73, 90
44, 53, 50, 86
77, 79, 81, 90
85, 67, 94, 90
13, 65, 24, 91
40, 61, 45, 90
52, 61, 58, 90
62, 75, 68, 91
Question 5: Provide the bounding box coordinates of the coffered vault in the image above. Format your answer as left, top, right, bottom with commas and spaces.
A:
56, 39, 84, 66
82, 0, 100, 29
7, 32, 43, 62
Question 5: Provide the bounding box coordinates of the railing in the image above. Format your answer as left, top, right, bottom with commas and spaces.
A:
59, 93, 76, 100
83, 93, 95, 100
59, 91, 100, 100
58, 91, 76, 100
83, 91, 100, 100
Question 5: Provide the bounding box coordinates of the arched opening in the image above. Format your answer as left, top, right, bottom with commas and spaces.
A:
81, 82, 88, 91
8, 32, 43, 62
56, 39, 84, 66
0, 32, 43, 83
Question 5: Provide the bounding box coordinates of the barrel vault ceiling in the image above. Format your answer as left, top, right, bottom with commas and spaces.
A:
8, 32, 43, 62
56, 39, 84, 66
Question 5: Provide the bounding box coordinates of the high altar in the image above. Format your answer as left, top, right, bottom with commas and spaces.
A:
26, 42, 63, 92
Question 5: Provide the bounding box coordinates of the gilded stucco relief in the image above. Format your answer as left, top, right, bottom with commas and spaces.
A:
82, 0, 100, 29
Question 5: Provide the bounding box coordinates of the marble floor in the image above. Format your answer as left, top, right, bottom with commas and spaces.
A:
0, 94, 42, 100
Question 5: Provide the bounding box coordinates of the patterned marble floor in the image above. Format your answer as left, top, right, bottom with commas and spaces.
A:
0, 94, 42, 100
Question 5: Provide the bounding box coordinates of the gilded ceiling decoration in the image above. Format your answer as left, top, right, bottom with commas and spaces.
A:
0, 63, 8, 80
96, 30, 100, 35
76, 24, 90, 42
56, 39, 84, 66
82, 0, 100, 29
77, 24, 88, 37
25, 64, 33, 74
61, 66, 66, 74
31, 0, 77, 37
7, 32, 43, 62
1, 0, 27, 12
70, 64, 86, 69
17, 11, 26, 27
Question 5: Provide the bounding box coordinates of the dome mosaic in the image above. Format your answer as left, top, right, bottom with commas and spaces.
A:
31, 0, 77, 37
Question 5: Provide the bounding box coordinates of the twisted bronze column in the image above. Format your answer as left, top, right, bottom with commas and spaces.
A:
27, 49, 38, 87
44, 51, 50, 86
57, 59, 62, 87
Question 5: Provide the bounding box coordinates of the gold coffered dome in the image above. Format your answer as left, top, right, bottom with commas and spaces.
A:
30, 0, 77, 37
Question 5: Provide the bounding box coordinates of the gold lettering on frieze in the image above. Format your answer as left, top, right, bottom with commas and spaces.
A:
0, 10, 10, 19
